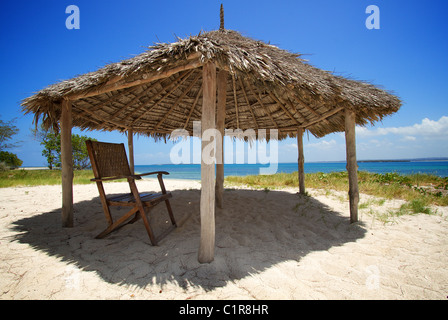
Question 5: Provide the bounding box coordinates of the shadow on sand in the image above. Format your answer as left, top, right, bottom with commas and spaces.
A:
11, 187, 366, 292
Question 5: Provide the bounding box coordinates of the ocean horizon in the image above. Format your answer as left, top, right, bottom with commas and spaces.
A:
134, 160, 448, 180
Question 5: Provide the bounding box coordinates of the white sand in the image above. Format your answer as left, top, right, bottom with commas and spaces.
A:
1, 179, 447, 300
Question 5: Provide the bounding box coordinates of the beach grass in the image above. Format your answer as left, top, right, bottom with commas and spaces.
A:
0, 169, 95, 188
225, 171, 448, 207
1, 169, 447, 207
367, 198, 436, 225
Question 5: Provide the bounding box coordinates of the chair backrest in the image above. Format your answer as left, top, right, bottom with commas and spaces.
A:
86, 140, 131, 179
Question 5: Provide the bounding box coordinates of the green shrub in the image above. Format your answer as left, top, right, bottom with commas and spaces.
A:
0, 151, 23, 168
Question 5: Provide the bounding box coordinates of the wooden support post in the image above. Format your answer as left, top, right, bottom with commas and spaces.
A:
344, 109, 359, 223
215, 69, 227, 209
128, 129, 134, 175
198, 61, 216, 264
61, 99, 73, 227
297, 128, 305, 195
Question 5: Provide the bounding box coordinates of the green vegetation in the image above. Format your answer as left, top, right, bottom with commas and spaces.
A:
0, 117, 19, 151
0, 168, 132, 188
0, 151, 23, 168
225, 171, 448, 207
0, 169, 95, 188
33, 126, 97, 170
367, 199, 435, 225
1, 170, 446, 222
395, 199, 434, 215
0, 117, 22, 170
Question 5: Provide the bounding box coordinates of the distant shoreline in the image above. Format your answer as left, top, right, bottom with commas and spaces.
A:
309, 158, 448, 164
358, 160, 411, 163
19, 158, 448, 168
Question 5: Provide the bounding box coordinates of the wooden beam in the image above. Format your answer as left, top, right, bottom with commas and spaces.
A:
76, 86, 138, 120
291, 92, 321, 118
68, 109, 103, 126
270, 106, 345, 133
126, 127, 173, 134
247, 82, 277, 127
131, 70, 194, 125
128, 129, 134, 175
154, 72, 201, 131
198, 61, 216, 264
268, 92, 301, 126
215, 69, 227, 209
301, 106, 344, 129
232, 74, 239, 128
344, 109, 359, 223
110, 80, 161, 118
68, 56, 202, 101
282, 96, 307, 123
60, 99, 73, 227
71, 103, 129, 131
239, 77, 258, 130
297, 128, 305, 195
273, 90, 309, 123
119, 73, 184, 123
183, 85, 203, 130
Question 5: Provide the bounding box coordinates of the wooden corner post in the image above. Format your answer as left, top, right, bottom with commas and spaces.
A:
128, 129, 134, 175
198, 61, 217, 263
61, 99, 74, 227
344, 109, 359, 223
297, 128, 305, 195
215, 69, 227, 209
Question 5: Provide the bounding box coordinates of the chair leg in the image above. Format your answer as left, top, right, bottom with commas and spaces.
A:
96, 206, 139, 239
128, 178, 158, 245
140, 207, 158, 246
165, 199, 177, 227
128, 211, 141, 224
157, 174, 177, 227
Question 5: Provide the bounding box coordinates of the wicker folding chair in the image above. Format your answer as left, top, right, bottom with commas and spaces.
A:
85, 140, 176, 245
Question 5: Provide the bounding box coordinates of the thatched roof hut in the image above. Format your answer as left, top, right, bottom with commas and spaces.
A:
22, 30, 400, 139
22, 6, 400, 263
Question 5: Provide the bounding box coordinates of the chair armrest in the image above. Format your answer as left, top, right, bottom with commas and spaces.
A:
90, 176, 128, 182
91, 171, 169, 182
135, 171, 170, 177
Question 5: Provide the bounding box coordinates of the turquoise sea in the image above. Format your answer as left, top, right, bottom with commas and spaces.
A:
135, 161, 448, 180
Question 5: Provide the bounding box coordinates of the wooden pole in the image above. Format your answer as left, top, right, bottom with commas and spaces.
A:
128, 129, 134, 175
297, 128, 305, 195
344, 109, 359, 223
61, 99, 73, 227
215, 69, 227, 209
67, 55, 202, 101
198, 61, 216, 264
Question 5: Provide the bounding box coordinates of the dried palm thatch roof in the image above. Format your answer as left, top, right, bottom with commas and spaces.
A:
21, 28, 401, 139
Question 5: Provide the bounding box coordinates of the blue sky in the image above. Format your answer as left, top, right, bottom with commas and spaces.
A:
1, 0, 447, 166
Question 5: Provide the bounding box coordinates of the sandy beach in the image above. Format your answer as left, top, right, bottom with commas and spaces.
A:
1, 179, 447, 300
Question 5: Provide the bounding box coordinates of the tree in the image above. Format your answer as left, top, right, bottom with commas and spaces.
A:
0, 151, 23, 168
0, 117, 22, 169
0, 118, 19, 151
40, 131, 60, 170
34, 126, 96, 170
72, 134, 96, 170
